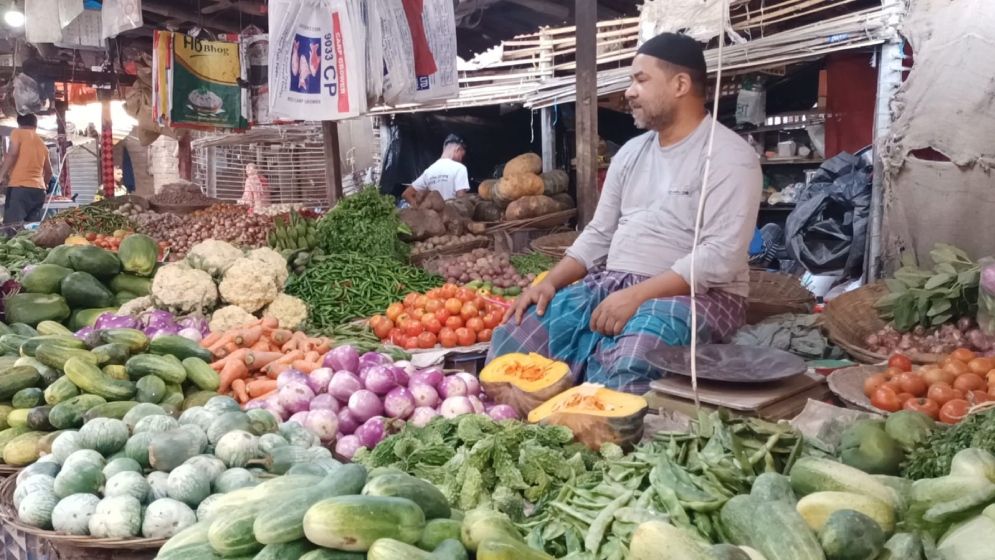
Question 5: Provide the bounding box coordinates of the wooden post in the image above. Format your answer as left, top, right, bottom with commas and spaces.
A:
178, 134, 192, 181
322, 121, 344, 206
539, 29, 555, 173
574, 0, 599, 227
54, 99, 71, 198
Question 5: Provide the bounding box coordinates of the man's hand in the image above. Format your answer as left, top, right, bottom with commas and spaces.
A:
504, 281, 557, 325
590, 287, 642, 336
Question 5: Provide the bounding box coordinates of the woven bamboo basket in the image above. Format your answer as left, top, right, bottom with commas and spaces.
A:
409, 237, 491, 267
827, 364, 886, 414
823, 282, 942, 364
483, 208, 576, 233
0, 477, 165, 559
746, 270, 815, 324
0, 464, 19, 479
530, 231, 579, 260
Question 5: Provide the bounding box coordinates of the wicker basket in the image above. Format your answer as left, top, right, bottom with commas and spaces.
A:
0, 477, 165, 559
823, 282, 942, 364
827, 364, 886, 413
0, 464, 19, 479
483, 209, 576, 233
746, 270, 815, 324
90, 195, 151, 212
409, 238, 491, 267
530, 231, 578, 260
148, 200, 217, 215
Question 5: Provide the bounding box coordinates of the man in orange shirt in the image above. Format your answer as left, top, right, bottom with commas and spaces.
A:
0, 114, 52, 224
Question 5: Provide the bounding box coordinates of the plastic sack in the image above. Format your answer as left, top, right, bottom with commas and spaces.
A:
267, 0, 367, 121
735, 87, 766, 126
101, 0, 143, 39
978, 261, 995, 335
785, 150, 873, 277
13, 74, 45, 115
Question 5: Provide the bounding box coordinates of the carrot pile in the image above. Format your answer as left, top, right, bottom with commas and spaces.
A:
201, 315, 333, 404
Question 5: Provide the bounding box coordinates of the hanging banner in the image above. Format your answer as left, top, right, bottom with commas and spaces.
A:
59, 0, 84, 29
382, 0, 458, 105
169, 34, 244, 129
25, 0, 64, 43
101, 0, 143, 39
268, 0, 367, 121
151, 30, 172, 126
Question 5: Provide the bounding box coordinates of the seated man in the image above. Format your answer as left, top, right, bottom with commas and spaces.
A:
488, 32, 762, 394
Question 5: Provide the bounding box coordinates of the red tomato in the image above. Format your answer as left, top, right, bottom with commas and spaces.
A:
438, 327, 458, 348
465, 317, 485, 333
870, 386, 902, 412
927, 383, 962, 406
903, 397, 940, 419
425, 288, 443, 300
417, 332, 438, 349
85, 232, 97, 241
422, 317, 443, 335
953, 373, 986, 393
445, 316, 464, 331
372, 318, 394, 340
434, 309, 451, 324
403, 336, 420, 350
482, 312, 501, 330
410, 308, 426, 321
896, 372, 928, 397
896, 392, 915, 405
386, 303, 404, 322
403, 293, 420, 307
863, 372, 889, 397
455, 327, 476, 347
414, 295, 429, 310
424, 298, 443, 313
441, 283, 458, 299
967, 389, 989, 405
888, 354, 913, 372
404, 321, 425, 338
939, 398, 970, 424
922, 368, 955, 386
445, 298, 463, 314
388, 329, 405, 346
951, 348, 978, 364
477, 328, 493, 343
456, 288, 476, 303
460, 303, 479, 322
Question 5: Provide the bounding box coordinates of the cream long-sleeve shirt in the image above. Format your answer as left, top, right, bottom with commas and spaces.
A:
565, 117, 762, 298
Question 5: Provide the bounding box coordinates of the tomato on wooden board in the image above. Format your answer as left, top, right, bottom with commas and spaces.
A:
953, 373, 986, 393
927, 383, 962, 406
888, 354, 913, 372
896, 372, 928, 397
939, 398, 970, 424
903, 397, 939, 419
870, 386, 902, 412
951, 348, 977, 364
864, 373, 889, 397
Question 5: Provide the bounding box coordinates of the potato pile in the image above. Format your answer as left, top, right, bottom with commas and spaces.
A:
476, 153, 575, 222
411, 233, 489, 256
429, 248, 535, 289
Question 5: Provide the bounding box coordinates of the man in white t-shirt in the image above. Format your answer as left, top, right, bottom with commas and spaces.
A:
402, 134, 469, 206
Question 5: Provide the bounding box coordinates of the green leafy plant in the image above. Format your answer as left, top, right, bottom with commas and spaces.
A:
875, 244, 980, 332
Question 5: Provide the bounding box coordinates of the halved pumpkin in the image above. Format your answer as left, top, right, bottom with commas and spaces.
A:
527, 384, 648, 450
479, 353, 573, 416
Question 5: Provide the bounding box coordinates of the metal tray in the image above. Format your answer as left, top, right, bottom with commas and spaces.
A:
645, 344, 808, 383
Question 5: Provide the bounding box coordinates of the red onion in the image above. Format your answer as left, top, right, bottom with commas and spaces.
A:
278, 382, 315, 415
487, 404, 518, 421
384, 387, 415, 419
438, 376, 468, 399
454, 372, 481, 395
178, 327, 203, 341
288, 410, 308, 425
358, 352, 391, 374
409, 407, 439, 427
323, 345, 359, 373
328, 371, 362, 402
302, 409, 338, 443
335, 434, 363, 460
355, 416, 386, 449
348, 390, 383, 423
409, 383, 440, 408
309, 393, 340, 413
307, 367, 335, 394
467, 395, 485, 414
364, 366, 399, 395
411, 368, 444, 388
277, 369, 309, 390
439, 396, 474, 419
337, 408, 360, 435
389, 366, 410, 387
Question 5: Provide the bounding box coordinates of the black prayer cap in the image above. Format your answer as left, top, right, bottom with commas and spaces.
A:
637, 32, 707, 76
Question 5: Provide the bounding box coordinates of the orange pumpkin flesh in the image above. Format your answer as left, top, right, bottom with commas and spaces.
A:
479, 353, 573, 416
528, 383, 648, 450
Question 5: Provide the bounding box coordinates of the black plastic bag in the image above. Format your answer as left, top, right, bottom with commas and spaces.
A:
785, 151, 872, 276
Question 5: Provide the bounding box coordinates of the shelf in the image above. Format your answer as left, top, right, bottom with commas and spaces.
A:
761, 157, 823, 166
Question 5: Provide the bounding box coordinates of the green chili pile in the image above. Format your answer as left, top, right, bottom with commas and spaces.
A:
285, 253, 442, 328
50, 206, 135, 235
315, 187, 410, 261
511, 252, 557, 276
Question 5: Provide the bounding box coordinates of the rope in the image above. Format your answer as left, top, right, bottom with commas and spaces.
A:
689, 0, 729, 408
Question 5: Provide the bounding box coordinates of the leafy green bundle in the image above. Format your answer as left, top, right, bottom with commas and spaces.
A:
316, 187, 410, 261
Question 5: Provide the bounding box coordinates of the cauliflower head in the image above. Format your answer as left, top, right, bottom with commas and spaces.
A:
186, 239, 244, 277
246, 247, 289, 288
264, 294, 308, 330
117, 295, 154, 317
151, 263, 218, 314
219, 257, 279, 313
209, 305, 257, 333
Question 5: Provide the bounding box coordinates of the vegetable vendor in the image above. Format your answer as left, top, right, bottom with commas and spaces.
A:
488, 32, 762, 394
400, 134, 469, 207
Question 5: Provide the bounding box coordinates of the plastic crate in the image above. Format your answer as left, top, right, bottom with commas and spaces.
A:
445, 351, 487, 375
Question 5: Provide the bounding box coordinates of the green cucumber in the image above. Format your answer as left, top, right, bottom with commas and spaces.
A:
362, 472, 451, 519
126, 354, 186, 384
182, 357, 220, 392
49, 394, 108, 429
63, 357, 136, 401
83, 401, 140, 422
149, 335, 213, 362
719, 495, 825, 560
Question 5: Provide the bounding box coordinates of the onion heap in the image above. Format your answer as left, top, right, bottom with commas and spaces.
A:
866, 317, 995, 356
116, 203, 274, 259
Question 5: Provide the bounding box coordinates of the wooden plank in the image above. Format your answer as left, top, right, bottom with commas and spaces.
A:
178, 133, 193, 181
575, 0, 599, 228
322, 121, 344, 206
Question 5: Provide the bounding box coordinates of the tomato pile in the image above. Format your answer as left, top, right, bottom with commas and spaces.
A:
864, 349, 995, 424
369, 284, 512, 350
82, 230, 170, 258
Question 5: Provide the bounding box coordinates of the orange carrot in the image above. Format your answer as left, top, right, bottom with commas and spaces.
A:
292, 359, 319, 374
260, 315, 280, 329
315, 338, 332, 354
214, 341, 241, 359
249, 339, 272, 352
270, 329, 294, 345
208, 333, 237, 354
236, 325, 264, 347
266, 362, 292, 379
219, 360, 249, 393
231, 378, 249, 403
201, 331, 223, 347
246, 378, 278, 398
246, 351, 284, 371
304, 350, 320, 364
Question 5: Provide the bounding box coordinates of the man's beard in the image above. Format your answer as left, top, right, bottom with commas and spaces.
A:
632, 104, 674, 131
